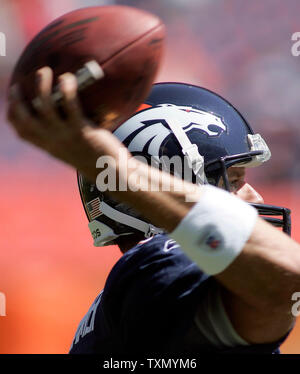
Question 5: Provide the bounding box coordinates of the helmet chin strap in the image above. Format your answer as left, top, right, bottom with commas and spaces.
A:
100, 201, 164, 238
164, 116, 208, 185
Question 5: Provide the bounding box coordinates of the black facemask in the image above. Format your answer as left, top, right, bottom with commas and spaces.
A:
205, 151, 292, 236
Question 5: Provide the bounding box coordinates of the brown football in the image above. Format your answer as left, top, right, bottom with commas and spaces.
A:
9, 5, 165, 130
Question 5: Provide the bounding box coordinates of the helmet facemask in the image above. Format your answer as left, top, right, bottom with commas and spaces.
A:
205, 151, 291, 236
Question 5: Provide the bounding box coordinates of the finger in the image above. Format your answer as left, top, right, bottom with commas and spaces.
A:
58, 72, 83, 125
33, 66, 60, 125
36, 66, 53, 97
7, 84, 43, 139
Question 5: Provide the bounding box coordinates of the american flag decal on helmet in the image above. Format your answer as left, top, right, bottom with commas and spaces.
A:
86, 198, 102, 220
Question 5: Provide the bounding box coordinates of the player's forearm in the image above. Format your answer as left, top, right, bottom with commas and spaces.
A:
109, 158, 202, 232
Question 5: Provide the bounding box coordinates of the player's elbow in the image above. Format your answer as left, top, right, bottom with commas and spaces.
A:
247, 221, 300, 314
261, 255, 300, 316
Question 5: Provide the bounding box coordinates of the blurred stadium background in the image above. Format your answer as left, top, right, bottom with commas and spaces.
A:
0, 0, 300, 353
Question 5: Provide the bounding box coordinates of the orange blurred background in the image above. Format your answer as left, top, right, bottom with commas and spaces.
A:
1, 0, 300, 353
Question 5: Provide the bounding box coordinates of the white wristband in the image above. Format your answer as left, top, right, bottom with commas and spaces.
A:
170, 185, 258, 275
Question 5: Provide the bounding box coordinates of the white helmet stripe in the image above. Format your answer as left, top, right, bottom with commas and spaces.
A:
127, 123, 170, 153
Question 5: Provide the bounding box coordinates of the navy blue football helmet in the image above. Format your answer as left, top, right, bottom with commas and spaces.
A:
78, 83, 291, 246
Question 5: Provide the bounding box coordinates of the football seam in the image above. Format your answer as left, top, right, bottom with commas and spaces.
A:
100, 22, 165, 68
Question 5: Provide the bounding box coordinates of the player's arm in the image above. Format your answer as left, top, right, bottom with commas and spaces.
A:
124, 184, 299, 344
7, 68, 299, 345
105, 157, 298, 345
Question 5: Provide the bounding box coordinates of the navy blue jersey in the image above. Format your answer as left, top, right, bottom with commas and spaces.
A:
70, 234, 289, 354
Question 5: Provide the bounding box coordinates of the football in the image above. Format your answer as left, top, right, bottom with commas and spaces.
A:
9, 5, 165, 130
